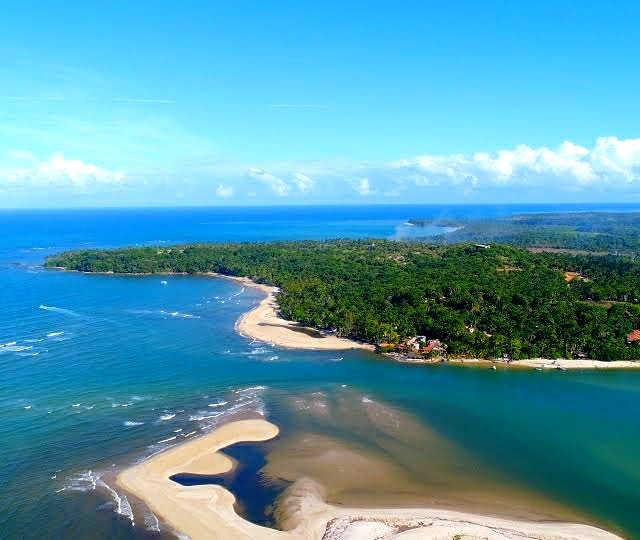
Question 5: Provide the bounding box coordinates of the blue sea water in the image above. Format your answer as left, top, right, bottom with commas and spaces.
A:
2, 204, 640, 539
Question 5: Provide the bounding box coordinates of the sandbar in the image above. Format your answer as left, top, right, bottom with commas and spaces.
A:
117, 419, 621, 540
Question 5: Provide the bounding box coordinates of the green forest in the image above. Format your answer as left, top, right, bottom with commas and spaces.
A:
46, 240, 640, 361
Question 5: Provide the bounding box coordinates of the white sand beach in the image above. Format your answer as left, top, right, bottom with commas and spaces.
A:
213, 273, 640, 367
117, 419, 621, 540
510, 358, 640, 369
395, 355, 640, 370
210, 273, 373, 351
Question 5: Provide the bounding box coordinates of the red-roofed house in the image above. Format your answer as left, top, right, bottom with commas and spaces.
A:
423, 339, 445, 354
627, 329, 640, 343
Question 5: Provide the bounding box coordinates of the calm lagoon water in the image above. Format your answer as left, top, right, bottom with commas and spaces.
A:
1, 204, 640, 539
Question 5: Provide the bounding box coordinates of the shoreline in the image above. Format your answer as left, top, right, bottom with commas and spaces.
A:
392, 354, 640, 370
48, 266, 640, 367
116, 419, 621, 540
209, 273, 374, 352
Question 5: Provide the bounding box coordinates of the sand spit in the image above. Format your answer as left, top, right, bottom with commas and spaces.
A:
210, 273, 373, 351
117, 419, 620, 540
117, 419, 283, 540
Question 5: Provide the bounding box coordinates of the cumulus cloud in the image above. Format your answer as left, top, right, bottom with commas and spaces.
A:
391, 137, 640, 190
247, 167, 290, 196
215, 184, 233, 198
5, 136, 640, 204
293, 173, 313, 192
1, 152, 124, 187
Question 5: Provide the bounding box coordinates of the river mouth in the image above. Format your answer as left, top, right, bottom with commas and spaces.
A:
164, 386, 601, 535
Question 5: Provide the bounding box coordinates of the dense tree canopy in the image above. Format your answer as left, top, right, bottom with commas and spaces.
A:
46, 240, 640, 361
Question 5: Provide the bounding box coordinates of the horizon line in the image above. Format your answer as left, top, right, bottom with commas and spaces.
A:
2, 201, 640, 212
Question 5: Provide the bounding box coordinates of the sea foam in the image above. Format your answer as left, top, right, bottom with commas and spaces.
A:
39, 305, 80, 317
144, 511, 160, 532
62, 471, 134, 525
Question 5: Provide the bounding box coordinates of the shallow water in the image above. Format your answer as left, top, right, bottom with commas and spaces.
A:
1, 204, 640, 539
170, 442, 288, 527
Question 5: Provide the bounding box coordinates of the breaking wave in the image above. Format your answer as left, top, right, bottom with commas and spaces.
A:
97, 479, 135, 526
39, 305, 80, 317
230, 286, 245, 298
60, 471, 134, 525
188, 385, 268, 430
208, 401, 228, 407
144, 511, 160, 532
2, 345, 32, 352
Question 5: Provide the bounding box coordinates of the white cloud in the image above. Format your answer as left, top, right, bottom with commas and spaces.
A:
356, 177, 375, 196
215, 184, 233, 198
590, 136, 640, 182
293, 173, 313, 192
1, 152, 124, 187
391, 137, 640, 190
247, 167, 290, 196
5, 136, 640, 205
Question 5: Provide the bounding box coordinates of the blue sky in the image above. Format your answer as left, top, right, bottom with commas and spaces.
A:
1, 1, 639, 207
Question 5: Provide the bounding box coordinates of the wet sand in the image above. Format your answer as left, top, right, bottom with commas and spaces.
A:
117, 414, 621, 540
267, 390, 602, 523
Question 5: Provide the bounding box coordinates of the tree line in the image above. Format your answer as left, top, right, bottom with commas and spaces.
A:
46, 240, 640, 361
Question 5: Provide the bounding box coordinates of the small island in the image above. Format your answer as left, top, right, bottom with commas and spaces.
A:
46, 238, 640, 365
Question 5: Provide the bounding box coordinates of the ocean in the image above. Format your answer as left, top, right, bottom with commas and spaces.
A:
2, 204, 640, 539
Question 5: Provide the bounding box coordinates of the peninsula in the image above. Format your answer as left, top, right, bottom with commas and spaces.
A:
46, 239, 640, 363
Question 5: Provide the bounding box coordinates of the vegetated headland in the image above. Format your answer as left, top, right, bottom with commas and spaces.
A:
46, 217, 640, 366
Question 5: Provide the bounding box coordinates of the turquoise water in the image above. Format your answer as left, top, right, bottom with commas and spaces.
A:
2, 205, 640, 539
